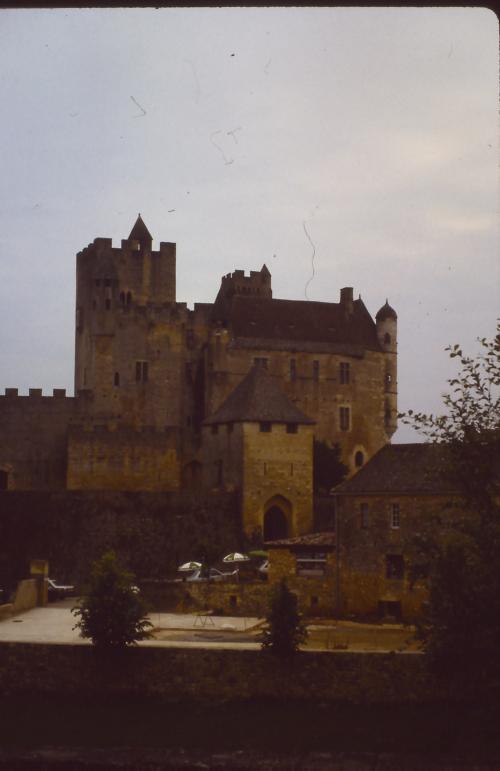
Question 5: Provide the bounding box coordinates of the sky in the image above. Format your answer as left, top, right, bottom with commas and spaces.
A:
0, 7, 498, 443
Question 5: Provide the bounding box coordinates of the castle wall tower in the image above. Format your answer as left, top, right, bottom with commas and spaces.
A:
74, 216, 177, 425
375, 300, 398, 439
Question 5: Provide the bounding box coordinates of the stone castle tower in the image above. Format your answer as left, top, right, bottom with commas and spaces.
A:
0, 216, 397, 539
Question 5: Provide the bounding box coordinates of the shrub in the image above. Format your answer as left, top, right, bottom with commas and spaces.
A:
261, 579, 308, 656
72, 551, 152, 650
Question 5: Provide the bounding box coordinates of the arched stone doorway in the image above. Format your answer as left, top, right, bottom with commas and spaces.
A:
264, 507, 288, 540
263, 495, 291, 540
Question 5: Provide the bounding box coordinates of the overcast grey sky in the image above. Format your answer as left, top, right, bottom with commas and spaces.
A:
0, 7, 498, 442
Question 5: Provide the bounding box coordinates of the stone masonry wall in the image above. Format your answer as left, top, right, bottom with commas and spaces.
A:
205, 338, 391, 473
66, 426, 180, 491
0, 390, 79, 490
242, 422, 313, 538
333, 493, 465, 619
0, 643, 441, 705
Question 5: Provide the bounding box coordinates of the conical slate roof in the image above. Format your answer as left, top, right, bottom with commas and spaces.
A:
129, 214, 152, 247
376, 299, 397, 322
204, 364, 315, 426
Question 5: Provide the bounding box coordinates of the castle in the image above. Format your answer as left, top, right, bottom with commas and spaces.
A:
0, 216, 397, 541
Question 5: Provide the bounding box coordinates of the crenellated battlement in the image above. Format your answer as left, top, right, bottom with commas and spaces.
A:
2, 388, 74, 400
217, 264, 272, 302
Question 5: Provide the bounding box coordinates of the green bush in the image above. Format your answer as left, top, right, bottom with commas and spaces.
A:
261, 579, 308, 656
72, 551, 152, 650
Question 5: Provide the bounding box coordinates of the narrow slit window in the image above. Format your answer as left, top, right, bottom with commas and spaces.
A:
339, 406, 350, 431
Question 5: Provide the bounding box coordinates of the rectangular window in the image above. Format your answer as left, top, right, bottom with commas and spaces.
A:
313, 360, 319, 382
211, 424, 218, 435
216, 459, 223, 485
254, 357, 268, 370
260, 421, 272, 433
296, 551, 327, 577
339, 406, 350, 431
340, 362, 350, 384
391, 503, 400, 529
386, 554, 404, 580
290, 463, 294, 476
290, 358, 296, 381
286, 423, 298, 434
227, 423, 233, 434
360, 502, 369, 529
136, 361, 148, 383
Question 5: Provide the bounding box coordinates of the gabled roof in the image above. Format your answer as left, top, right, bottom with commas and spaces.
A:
129, 214, 152, 247
213, 295, 381, 353
333, 443, 458, 495
203, 364, 315, 426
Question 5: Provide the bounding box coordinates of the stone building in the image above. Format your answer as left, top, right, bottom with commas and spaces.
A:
0, 216, 398, 539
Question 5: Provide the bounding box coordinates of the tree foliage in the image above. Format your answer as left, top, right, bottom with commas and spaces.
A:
399, 325, 500, 695
72, 551, 152, 650
261, 579, 308, 656
313, 440, 348, 494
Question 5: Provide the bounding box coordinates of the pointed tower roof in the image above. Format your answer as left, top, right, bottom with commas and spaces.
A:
204, 364, 315, 426
376, 299, 397, 322
129, 214, 152, 248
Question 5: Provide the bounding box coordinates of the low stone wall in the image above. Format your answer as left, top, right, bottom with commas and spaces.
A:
0, 642, 443, 705
12, 579, 38, 614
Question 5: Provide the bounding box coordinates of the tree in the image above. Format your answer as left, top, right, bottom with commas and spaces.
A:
261, 579, 308, 656
72, 551, 152, 650
399, 325, 500, 695
313, 440, 348, 494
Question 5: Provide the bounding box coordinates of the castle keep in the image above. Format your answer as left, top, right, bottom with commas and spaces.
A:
0, 216, 397, 540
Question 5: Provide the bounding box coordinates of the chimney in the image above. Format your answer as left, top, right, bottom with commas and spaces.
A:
340, 287, 354, 315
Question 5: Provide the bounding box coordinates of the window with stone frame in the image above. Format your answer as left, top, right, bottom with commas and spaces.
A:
135, 360, 148, 383
391, 503, 401, 529
340, 361, 350, 384
296, 550, 327, 577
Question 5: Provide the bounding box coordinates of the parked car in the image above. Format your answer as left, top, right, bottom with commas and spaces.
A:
186, 567, 237, 583
45, 578, 76, 601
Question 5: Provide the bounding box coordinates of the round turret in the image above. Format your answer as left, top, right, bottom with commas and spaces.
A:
375, 300, 397, 322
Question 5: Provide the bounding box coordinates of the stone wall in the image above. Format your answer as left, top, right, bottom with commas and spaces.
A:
269, 549, 337, 617
333, 493, 465, 619
204, 338, 392, 474
66, 425, 180, 491
0, 642, 440, 705
242, 422, 313, 538
0, 490, 241, 596
0, 390, 79, 490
